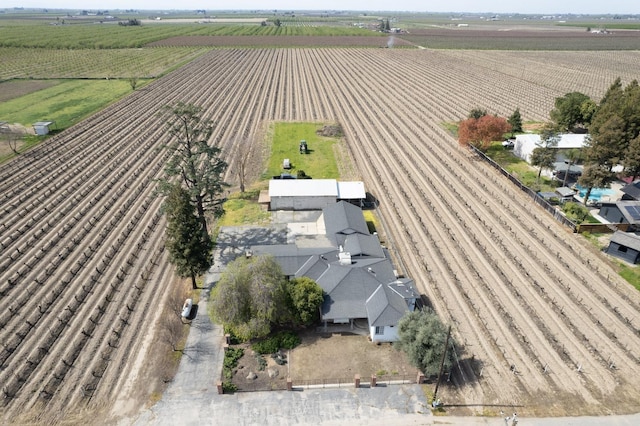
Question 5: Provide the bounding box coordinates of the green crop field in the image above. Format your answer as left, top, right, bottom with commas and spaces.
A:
0, 79, 136, 129
0, 21, 378, 49
0, 47, 210, 80
264, 122, 340, 180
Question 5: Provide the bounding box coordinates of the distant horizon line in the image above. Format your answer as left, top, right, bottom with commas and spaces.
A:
2, 7, 639, 16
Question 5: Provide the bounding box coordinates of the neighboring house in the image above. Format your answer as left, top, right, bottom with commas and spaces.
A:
252, 201, 418, 343
514, 133, 587, 164
268, 179, 366, 211
606, 230, 640, 264
621, 180, 640, 201
599, 201, 640, 231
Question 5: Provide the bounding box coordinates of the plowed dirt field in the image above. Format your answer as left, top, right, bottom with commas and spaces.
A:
2, 48, 640, 422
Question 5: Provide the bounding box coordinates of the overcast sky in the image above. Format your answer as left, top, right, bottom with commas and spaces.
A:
3, 1, 637, 15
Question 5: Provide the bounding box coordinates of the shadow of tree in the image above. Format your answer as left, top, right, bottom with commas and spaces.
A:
215, 226, 288, 265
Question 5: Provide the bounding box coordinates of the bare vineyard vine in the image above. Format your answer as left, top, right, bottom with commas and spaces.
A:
1, 48, 640, 420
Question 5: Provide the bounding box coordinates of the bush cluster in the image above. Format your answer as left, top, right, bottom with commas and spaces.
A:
562, 202, 590, 223
251, 331, 301, 354
223, 347, 244, 380
221, 381, 237, 394
256, 355, 267, 371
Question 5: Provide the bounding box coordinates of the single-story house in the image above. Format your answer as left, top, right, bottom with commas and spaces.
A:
252, 201, 418, 343
606, 230, 640, 264
268, 179, 366, 211
514, 133, 588, 164
599, 201, 640, 231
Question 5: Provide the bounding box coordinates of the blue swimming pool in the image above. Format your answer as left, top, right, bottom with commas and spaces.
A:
574, 184, 614, 201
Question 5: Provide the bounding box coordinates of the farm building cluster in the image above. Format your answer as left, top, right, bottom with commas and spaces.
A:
253, 175, 415, 342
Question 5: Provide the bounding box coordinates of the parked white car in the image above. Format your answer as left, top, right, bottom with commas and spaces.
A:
181, 298, 193, 319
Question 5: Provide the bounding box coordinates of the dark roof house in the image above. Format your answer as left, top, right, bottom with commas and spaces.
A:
252, 201, 418, 342
621, 181, 640, 201
599, 201, 640, 231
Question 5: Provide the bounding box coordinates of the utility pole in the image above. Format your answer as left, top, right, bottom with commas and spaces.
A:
433, 325, 452, 404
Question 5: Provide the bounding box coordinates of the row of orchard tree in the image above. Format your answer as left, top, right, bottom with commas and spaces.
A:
458, 78, 640, 205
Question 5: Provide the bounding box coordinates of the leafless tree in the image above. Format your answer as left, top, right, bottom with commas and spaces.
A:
236, 136, 253, 193
1, 128, 21, 155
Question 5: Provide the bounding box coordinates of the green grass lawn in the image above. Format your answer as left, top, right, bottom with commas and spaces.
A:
485, 142, 557, 192
263, 122, 339, 180
218, 122, 343, 228
218, 190, 271, 227
619, 265, 640, 292
0, 79, 137, 129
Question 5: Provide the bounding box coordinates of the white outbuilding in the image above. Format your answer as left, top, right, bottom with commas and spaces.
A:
514, 133, 587, 163
268, 179, 366, 210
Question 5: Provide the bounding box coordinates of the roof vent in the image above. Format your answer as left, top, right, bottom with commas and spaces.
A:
367, 267, 375, 274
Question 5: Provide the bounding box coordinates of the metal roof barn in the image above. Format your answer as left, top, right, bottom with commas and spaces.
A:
268, 179, 365, 211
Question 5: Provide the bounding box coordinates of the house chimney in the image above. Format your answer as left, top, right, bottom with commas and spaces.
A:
338, 251, 352, 265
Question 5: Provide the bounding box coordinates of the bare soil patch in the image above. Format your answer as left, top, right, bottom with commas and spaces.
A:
0, 79, 60, 102
0, 123, 33, 158
230, 344, 290, 392
290, 330, 417, 384
229, 330, 417, 392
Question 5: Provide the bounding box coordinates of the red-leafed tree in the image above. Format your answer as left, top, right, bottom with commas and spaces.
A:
458, 115, 511, 150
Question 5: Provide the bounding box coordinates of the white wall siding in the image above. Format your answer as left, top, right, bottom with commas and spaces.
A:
370, 325, 399, 343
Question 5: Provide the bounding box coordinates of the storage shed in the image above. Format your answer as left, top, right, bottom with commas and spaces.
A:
606, 231, 640, 264
269, 179, 338, 210
268, 179, 366, 211
32, 121, 54, 136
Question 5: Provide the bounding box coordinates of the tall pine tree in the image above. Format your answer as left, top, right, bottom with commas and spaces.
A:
508, 107, 523, 136
164, 185, 212, 290
158, 102, 228, 242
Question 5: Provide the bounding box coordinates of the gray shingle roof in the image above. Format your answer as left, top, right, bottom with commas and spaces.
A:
250, 201, 417, 327
323, 201, 370, 238
610, 230, 640, 252
621, 181, 640, 201
615, 201, 640, 225
343, 233, 385, 258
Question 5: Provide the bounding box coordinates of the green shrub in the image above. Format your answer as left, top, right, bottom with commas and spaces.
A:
223, 326, 245, 345
251, 331, 301, 354
252, 337, 280, 354
222, 381, 238, 394
222, 347, 244, 380
278, 331, 301, 349
256, 355, 267, 371
563, 202, 590, 223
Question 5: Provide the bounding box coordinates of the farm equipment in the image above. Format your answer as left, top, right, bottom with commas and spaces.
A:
299, 139, 308, 154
